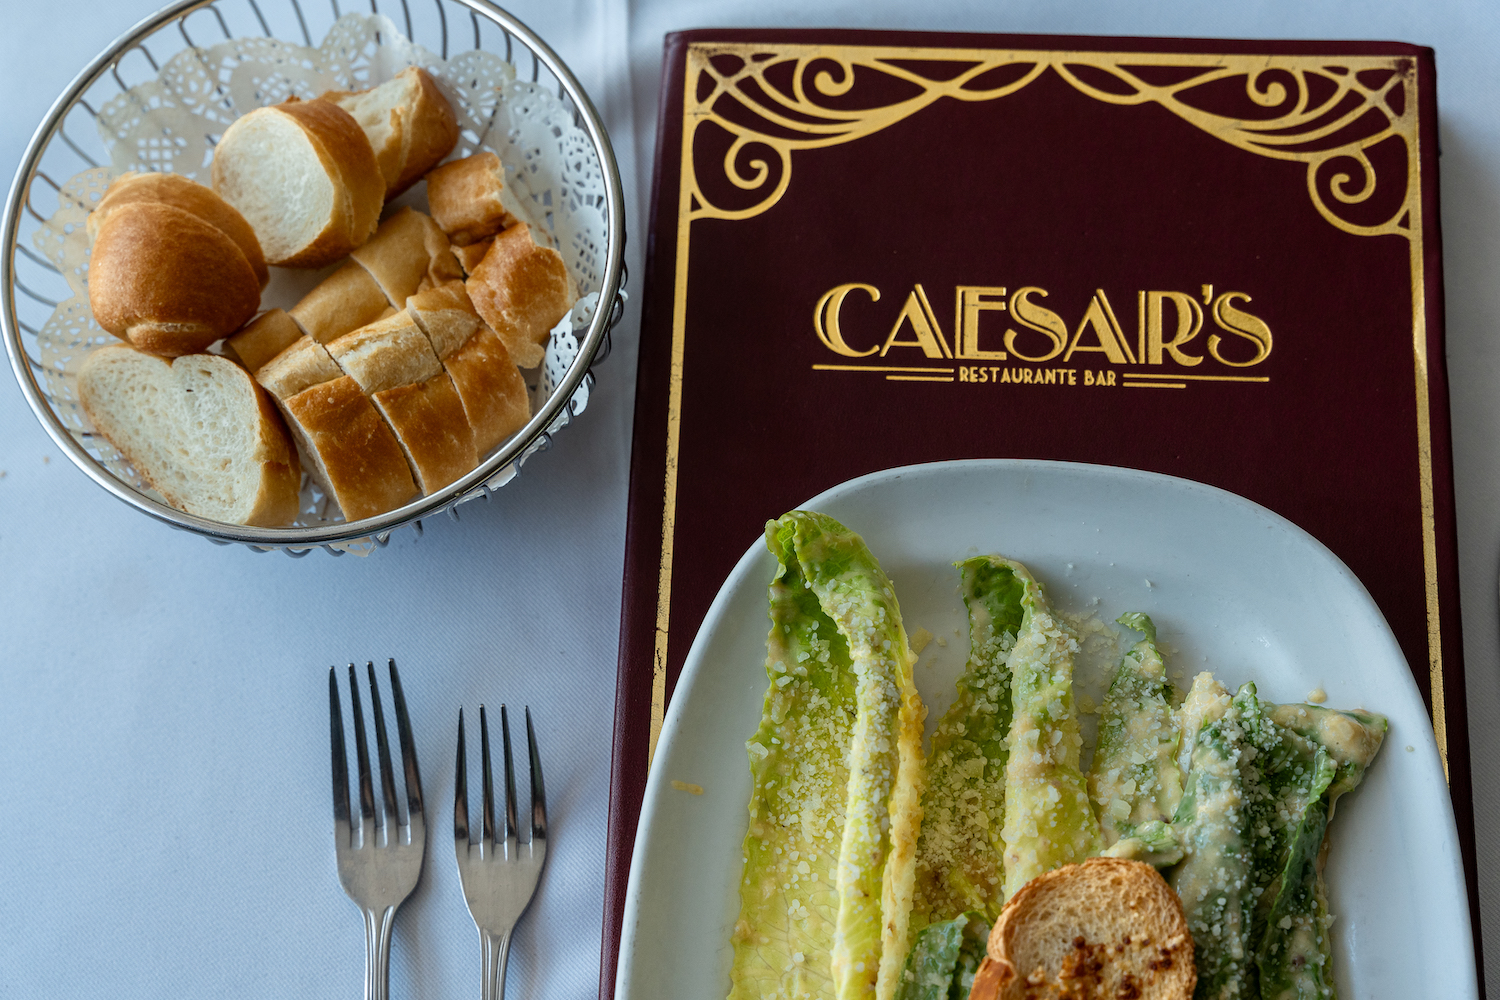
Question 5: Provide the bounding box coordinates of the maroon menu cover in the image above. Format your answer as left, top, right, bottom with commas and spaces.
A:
603, 27, 1479, 997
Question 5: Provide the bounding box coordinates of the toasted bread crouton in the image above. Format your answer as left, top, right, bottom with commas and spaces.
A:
971, 858, 1194, 1000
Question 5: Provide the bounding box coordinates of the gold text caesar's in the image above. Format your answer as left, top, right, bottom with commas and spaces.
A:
813, 282, 1273, 387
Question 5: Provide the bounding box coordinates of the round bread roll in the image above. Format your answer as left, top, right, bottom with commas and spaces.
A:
88, 201, 262, 357
86, 171, 269, 288
211, 97, 383, 269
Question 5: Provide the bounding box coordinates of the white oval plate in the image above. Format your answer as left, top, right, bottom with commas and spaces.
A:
616, 459, 1475, 1000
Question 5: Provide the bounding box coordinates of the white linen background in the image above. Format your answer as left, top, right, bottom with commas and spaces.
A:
1, 1, 1497, 999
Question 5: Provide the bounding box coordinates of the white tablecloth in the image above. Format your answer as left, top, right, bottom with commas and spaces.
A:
1, 0, 1496, 997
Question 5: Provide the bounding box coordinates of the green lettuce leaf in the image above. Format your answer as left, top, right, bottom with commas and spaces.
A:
893, 911, 989, 1000
999, 569, 1102, 896
1090, 612, 1184, 864
728, 512, 924, 1000
911, 557, 1027, 927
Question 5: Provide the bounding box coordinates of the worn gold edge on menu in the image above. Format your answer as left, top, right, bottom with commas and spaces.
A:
647, 41, 1445, 775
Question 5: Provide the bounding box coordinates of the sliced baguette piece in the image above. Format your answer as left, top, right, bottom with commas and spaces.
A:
465, 222, 575, 369
212, 97, 383, 268
224, 309, 303, 373
88, 171, 268, 288
373, 374, 478, 493
425, 152, 517, 246
350, 207, 463, 307
974, 858, 1195, 1000
325, 311, 443, 394
79, 345, 300, 526
406, 280, 482, 360
289, 261, 393, 344
440, 324, 530, 454
256, 335, 343, 400
326, 311, 478, 494
452, 238, 493, 276
88, 201, 262, 357
280, 376, 417, 521
322, 67, 459, 199
406, 280, 530, 454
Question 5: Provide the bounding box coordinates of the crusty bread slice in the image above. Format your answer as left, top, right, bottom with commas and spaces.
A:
373, 374, 478, 493
405, 280, 528, 454
88, 201, 262, 358
452, 238, 493, 276
289, 261, 393, 344
350, 207, 463, 306
425, 152, 517, 246
406, 280, 482, 361
88, 171, 268, 288
324, 311, 479, 495
972, 858, 1195, 1000
325, 311, 443, 394
224, 309, 303, 373
212, 98, 383, 268
256, 335, 343, 400
79, 345, 300, 526
442, 324, 530, 454
280, 376, 417, 521
465, 222, 575, 369
323, 67, 459, 199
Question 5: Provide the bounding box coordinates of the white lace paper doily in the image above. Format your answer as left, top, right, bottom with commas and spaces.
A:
30, 12, 608, 535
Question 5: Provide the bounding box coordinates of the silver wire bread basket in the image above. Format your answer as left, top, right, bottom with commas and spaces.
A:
1, 0, 626, 555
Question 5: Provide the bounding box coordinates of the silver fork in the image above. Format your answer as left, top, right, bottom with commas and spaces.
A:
454, 705, 548, 1000
329, 660, 427, 1000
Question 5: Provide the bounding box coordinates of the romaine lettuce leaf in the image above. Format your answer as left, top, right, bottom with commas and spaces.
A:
729, 512, 924, 1000
911, 557, 1027, 927
893, 911, 989, 1000
1089, 612, 1183, 862
999, 570, 1102, 896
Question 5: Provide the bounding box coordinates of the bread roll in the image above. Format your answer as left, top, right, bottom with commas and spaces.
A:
289, 261, 393, 344
212, 98, 383, 268
425, 152, 516, 246
224, 309, 303, 373
350, 208, 463, 306
465, 223, 574, 369
88, 201, 262, 357
280, 376, 418, 521
79, 345, 301, 526
325, 312, 442, 394
406, 280, 482, 360
256, 336, 343, 400
442, 324, 530, 454
323, 67, 459, 199
88, 171, 268, 288
373, 374, 478, 493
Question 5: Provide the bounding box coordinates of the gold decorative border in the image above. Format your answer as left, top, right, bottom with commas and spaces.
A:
648, 42, 1444, 779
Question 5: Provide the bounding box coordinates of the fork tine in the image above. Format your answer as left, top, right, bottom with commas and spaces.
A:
388, 659, 423, 818
366, 662, 400, 826
454, 708, 469, 844
480, 705, 496, 846
329, 668, 351, 828
347, 664, 377, 830
501, 704, 518, 846
526, 707, 547, 841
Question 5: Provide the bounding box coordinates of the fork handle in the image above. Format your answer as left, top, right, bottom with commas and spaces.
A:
480, 929, 513, 1000
363, 906, 398, 1000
